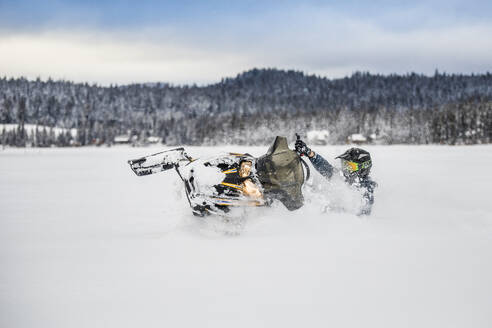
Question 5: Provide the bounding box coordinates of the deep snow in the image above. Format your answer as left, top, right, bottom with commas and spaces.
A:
1, 145, 491, 328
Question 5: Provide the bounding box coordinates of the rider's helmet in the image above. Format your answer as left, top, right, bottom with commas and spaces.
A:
335, 148, 372, 179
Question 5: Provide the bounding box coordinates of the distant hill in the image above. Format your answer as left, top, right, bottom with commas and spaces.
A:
1, 68, 491, 146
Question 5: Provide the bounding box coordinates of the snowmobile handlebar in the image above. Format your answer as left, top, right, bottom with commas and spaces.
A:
295, 133, 311, 182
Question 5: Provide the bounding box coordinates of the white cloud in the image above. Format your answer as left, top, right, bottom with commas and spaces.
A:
0, 31, 253, 85
1, 7, 491, 85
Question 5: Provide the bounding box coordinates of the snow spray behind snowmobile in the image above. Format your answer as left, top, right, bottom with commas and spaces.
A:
127, 136, 309, 216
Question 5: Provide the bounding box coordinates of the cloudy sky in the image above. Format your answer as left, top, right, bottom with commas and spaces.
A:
0, 0, 491, 85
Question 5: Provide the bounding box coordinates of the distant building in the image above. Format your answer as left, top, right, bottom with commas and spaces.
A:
114, 135, 131, 144
347, 133, 367, 144
307, 130, 330, 145
367, 132, 389, 144
146, 136, 161, 144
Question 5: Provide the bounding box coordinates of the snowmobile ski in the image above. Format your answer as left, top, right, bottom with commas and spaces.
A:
128, 147, 192, 176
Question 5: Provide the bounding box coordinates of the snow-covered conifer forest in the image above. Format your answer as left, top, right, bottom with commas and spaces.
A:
1, 68, 491, 147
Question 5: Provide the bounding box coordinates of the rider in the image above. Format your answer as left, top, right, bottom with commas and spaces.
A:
295, 138, 377, 215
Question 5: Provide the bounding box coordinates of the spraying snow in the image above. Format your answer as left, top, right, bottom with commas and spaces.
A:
1, 145, 491, 328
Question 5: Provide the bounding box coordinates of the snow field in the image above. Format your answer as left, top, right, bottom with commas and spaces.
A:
1, 145, 491, 328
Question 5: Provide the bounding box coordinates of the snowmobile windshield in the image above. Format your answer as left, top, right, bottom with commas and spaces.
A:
256, 136, 305, 211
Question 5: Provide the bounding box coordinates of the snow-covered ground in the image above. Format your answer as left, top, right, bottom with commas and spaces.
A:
1, 145, 491, 328
0, 124, 77, 137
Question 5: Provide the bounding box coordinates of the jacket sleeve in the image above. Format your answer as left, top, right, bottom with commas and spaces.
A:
309, 153, 335, 179
359, 179, 377, 216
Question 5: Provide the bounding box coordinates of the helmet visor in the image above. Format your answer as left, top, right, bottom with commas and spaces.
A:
341, 159, 372, 175
342, 160, 359, 173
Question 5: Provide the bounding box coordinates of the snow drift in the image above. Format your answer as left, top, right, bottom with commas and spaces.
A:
1, 145, 491, 328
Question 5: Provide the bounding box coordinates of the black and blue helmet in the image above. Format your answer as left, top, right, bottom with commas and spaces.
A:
335, 148, 372, 178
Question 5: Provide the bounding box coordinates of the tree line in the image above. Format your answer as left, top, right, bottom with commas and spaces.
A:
1, 68, 491, 147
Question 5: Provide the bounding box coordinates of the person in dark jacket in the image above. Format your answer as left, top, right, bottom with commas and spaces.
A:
295, 138, 377, 215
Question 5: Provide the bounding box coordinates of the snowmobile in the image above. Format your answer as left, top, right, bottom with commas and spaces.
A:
127, 136, 310, 216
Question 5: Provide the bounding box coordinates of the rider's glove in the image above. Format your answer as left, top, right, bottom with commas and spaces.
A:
295, 138, 312, 157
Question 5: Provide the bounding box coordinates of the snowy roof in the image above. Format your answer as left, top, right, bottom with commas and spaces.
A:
307, 130, 330, 139
114, 135, 131, 142
348, 134, 367, 142
146, 136, 161, 143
